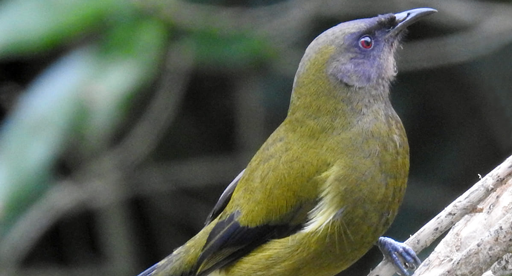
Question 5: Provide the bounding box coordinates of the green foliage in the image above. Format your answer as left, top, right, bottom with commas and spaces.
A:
0, 46, 94, 229
80, 19, 168, 149
0, 0, 167, 233
0, 0, 273, 238
186, 28, 275, 69
0, 0, 118, 57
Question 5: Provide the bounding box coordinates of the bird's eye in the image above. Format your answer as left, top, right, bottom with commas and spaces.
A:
359, 36, 373, 50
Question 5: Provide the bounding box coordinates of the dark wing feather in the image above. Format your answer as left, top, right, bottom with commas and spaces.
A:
205, 170, 245, 225
197, 211, 302, 276
136, 263, 158, 276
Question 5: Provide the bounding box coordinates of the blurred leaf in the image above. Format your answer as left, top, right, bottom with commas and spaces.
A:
0, 16, 168, 232
80, 18, 168, 149
187, 29, 274, 69
0, 0, 118, 57
0, 47, 99, 232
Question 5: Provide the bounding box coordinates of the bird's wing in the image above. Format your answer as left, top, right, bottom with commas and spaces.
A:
205, 169, 245, 225
195, 128, 325, 275
196, 210, 303, 275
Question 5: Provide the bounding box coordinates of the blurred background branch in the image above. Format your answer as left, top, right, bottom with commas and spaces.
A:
0, 0, 511, 275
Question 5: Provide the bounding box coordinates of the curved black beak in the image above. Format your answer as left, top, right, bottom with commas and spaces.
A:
391, 8, 437, 35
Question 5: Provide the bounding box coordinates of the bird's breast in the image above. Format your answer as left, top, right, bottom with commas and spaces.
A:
301, 109, 409, 253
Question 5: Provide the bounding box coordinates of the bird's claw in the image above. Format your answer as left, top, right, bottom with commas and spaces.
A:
377, 237, 421, 276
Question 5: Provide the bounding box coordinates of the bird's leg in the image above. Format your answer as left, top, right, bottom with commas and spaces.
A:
377, 237, 421, 276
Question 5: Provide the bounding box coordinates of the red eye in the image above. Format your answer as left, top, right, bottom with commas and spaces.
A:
359, 36, 373, 49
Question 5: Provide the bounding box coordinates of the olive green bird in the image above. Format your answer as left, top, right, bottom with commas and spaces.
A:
138, 8, 436, 276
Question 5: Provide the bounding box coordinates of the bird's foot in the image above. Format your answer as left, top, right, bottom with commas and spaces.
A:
377, 237, 421, 276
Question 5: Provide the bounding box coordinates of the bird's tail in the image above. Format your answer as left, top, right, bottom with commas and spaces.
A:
136, 222, 215, 276
137, 263, 159, 276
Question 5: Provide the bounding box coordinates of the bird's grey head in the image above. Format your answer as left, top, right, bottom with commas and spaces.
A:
297, 8, 436, 90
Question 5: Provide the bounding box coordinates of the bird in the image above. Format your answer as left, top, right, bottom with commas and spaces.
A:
138, 7, 437, 276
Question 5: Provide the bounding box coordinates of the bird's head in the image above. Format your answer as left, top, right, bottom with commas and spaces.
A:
293, 8, 436, 92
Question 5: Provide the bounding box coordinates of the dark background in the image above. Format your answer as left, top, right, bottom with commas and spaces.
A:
0, 0, 511, 275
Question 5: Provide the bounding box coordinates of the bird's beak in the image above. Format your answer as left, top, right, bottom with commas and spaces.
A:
391, 8, 437, 35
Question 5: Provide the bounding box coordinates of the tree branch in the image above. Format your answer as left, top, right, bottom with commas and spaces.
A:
370, 155, 512, 276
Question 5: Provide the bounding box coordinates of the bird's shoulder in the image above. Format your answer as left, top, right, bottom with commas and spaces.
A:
223, 121, 340, 227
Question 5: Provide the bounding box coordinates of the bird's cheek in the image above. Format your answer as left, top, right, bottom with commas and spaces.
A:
334, 60, 376, 87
